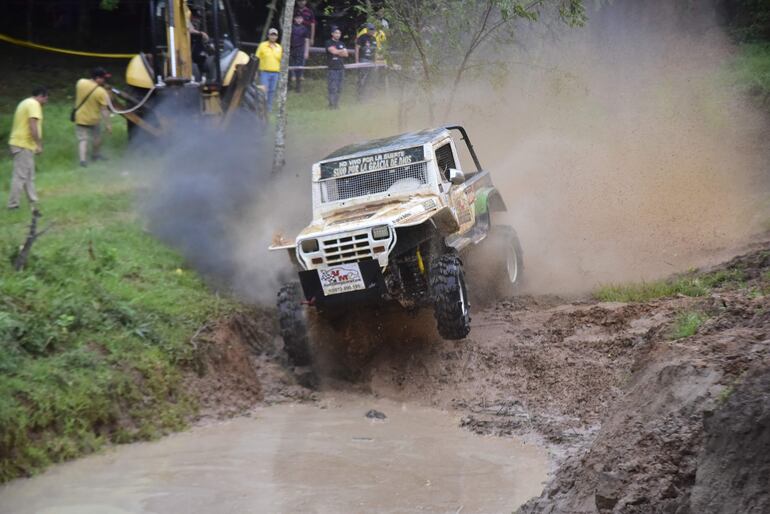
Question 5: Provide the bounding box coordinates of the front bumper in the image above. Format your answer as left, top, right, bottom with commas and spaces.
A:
298, 259, 386, 307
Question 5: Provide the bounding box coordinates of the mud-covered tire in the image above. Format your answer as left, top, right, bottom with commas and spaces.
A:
277, 282, 312, 366
242, 82, 267, 122
430, 254, 471, 340
487, 225, 524, 298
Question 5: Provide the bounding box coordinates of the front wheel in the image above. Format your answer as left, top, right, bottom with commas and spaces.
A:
277, 282, 312, 366
430, 254, 471, 340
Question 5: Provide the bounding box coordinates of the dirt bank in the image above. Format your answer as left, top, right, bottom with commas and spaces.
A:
182, 242, 770, 512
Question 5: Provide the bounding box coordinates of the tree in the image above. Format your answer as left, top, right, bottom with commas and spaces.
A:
371, 0, 587, 121
272, 0, 296, 174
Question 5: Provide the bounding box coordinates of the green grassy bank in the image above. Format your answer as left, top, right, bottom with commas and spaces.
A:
0, 47, 400, 482
732, 43, 770, 105
0, 54, 234, 481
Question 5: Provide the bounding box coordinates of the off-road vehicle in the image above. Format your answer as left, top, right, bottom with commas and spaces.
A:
270, 126, 523, 366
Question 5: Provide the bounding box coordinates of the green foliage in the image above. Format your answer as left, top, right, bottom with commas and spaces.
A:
731, 43, 770, 102
716, 384, 735, 404
369, 0, 586, 117
723, 0, 770, 43
0, 81, 237, 481
594, 269, 746, 303
670, 311, 708, 340
99, 0, 121, 11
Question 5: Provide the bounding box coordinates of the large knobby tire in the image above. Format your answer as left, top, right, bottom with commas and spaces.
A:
430, 254, 472, 340
242, 82, 267, 122
277, 282, 312, 366
487, 225, 524, 298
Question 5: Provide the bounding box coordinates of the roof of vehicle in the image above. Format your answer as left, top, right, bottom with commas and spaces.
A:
321, 127, 451, 162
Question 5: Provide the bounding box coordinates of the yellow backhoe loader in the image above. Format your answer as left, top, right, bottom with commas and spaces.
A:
112, 0, 265, 139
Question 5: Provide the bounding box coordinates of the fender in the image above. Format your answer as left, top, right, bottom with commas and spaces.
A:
474, 186, 507, 217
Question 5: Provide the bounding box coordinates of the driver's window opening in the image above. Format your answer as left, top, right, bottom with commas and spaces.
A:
435, 143, 456, 181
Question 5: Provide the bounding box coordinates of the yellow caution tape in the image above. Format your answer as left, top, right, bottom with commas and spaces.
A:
0, 33, 135, 59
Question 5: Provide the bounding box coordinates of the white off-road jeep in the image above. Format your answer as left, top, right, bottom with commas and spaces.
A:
270, 126, 523, 366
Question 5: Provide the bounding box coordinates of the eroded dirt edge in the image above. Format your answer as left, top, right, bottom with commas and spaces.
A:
186, 243, 770, 513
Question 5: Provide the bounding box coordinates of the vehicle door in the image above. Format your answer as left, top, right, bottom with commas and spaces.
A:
434, 140, 475, 235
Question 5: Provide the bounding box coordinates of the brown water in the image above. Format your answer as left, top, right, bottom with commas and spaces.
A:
0, 398, 548, 514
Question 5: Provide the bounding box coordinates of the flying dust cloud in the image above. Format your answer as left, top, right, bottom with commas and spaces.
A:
444, 0, 770, 294
131, 0, 769, 304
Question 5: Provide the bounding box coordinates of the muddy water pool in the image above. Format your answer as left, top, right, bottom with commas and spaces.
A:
0, 397, 547, 513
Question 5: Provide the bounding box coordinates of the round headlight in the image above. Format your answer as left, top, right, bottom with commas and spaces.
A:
371, 225, 390, 240
300, 238, 319, 253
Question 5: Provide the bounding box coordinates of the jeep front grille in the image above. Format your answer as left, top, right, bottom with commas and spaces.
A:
321, 232, 374, 265
320, 161, 428, 203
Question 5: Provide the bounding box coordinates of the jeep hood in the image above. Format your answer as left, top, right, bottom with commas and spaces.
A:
298, 194, 445, 239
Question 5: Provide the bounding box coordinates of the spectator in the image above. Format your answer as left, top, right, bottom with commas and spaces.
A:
376, 8, 390, 31
355, 23, 377, 100
74, 67, 112, 168
356, 18, 387, 49
7, 87, 48, 212
188, 8, 210, 76
289, 13, 310, 92
325, 27, 348, 109
256, 28, 282, 112
295, 0, 316, 46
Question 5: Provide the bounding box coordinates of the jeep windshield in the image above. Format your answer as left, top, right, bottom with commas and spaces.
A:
317, 145, 432, 203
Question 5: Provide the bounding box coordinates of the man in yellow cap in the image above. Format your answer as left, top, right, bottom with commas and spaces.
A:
7, 87, 48, 212
74, 67, 113, 167
256, 28, 282, 112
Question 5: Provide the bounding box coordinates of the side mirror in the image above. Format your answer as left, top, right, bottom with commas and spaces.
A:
448, 168, 466, 185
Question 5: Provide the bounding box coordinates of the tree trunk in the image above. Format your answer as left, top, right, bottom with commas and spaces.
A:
262, 0, 279, 43
271, 0, 296, 175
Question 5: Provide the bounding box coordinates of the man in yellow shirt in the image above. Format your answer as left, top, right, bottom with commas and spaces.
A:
256, 28, 282, 112
74, 67, 113, 167
7, 87, 48, 211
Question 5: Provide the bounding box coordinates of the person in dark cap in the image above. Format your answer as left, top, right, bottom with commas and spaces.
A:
355, 23, 378, 100
325, 26, 348, 109
73, 67, 112, 167
289, 13, 310, 92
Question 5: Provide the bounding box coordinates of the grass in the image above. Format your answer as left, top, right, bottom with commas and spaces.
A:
0, 53, 244, 482
0, 48, 405, 482
593, 269, 746, 303
731, 43, 770, 104
670, 311, 708, 340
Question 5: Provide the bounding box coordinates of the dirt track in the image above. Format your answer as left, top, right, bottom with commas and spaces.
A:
211, 241, 770, 513
5, 244, 767, 512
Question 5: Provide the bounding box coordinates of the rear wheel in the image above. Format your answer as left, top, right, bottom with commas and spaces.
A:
430, 254, 471, 340
487, 225, 524, 298
277, 282, 312, 366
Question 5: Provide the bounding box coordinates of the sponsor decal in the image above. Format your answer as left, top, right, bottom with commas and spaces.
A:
318, 263, 367, 295
320, 146, 425, 179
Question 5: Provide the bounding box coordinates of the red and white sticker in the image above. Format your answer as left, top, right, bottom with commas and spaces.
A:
318, 263, 366, 296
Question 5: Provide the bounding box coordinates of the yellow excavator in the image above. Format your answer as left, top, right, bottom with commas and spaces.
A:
112, 0, 265, 139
